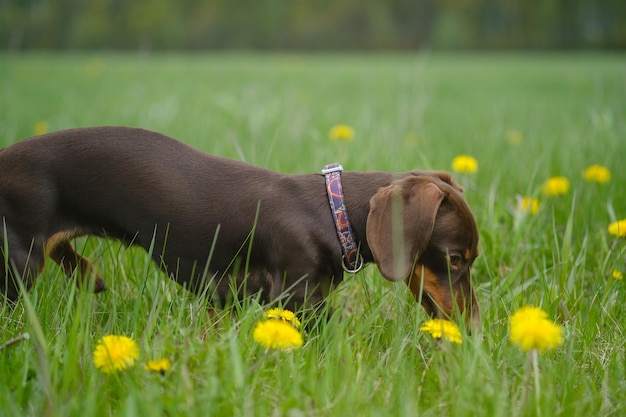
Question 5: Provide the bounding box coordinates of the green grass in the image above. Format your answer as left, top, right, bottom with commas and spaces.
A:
1, 52, 625, 416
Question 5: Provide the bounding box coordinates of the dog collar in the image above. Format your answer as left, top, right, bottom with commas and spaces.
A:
322, 163, 364, 273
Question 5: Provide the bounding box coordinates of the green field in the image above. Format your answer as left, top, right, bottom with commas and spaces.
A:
1, 53, 625, 416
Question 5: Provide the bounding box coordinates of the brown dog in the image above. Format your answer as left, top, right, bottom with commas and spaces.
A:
0, 127, 479, 327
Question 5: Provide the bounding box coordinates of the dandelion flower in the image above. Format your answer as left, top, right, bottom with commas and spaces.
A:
264, 308, 301, 328
541, 176, 570, 196
328, 124, 355, 142
505, 130, 523, 145
516, 196, 540, 215
583, 165, 611, 184
404, 131, 421, 146
510, 305, 548, 323
144, 358, 172, 374
451, 155, 478, 174
253, 320, 304, 350
612, 270, 623, 280
34, 121, 48, 136
419, 318, 463, 344
509, 306, 563, 353
85, 57, 105, 78
608, 219, 626, 238
93, 335, 139, 374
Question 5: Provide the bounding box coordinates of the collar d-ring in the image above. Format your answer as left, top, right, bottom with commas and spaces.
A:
342, 253, 364, 273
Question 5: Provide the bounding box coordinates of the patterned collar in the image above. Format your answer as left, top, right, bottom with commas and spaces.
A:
322, 163, 364, 273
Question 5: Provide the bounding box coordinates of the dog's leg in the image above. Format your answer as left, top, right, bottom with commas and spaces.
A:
268, 268, 333, 316
1, 232, 45, 302
46, 236, 106, 293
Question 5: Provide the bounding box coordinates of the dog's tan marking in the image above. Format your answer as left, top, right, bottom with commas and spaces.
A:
407, 265, 451, 319
44, 230, 81, 257
407, 262, 479, 329
44, 230, 106, 292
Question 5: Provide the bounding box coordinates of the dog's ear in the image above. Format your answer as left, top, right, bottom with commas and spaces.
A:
366, 176, 445, 281
410, 170, 464, 193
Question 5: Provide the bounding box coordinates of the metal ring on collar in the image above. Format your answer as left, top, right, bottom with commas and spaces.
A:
341, 254, 364, 273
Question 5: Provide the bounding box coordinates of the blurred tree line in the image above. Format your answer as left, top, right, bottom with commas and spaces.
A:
1, 0, 624, 50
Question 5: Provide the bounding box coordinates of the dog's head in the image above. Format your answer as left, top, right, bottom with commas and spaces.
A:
366, 174, 479, 329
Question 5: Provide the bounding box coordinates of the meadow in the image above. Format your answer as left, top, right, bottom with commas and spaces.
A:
0, 52, 625, 416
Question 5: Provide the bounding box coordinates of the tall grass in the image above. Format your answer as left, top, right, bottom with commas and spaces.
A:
0, 52, 624, 416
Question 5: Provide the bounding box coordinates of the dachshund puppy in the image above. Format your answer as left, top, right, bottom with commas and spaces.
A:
0, 127, 479, 327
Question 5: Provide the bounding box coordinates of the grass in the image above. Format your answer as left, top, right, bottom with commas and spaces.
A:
0, 52, 625, 416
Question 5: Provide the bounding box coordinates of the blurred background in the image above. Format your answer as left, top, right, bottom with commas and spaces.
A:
1, 0, 624, 51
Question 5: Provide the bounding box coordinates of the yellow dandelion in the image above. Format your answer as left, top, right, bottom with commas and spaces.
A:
93, 335, 139, 374
451, 155, 478, 174
253, 320, 304, 350
404, 131, 421, 146
34, 121, 48, 136
608, 219, 626, 238
505, 129, 523, 145
419, 318, 463, 344
510, 305, 548, 323
541, 176, 570, 196
509, 306, 563, 353
144, 358, 172, 374
516, 196, 540, 215
85, 57, 105, 79
328, 124, 355, 142
264, 308, 301, 328
583, 165, 611, 184
612, 269, 623, 280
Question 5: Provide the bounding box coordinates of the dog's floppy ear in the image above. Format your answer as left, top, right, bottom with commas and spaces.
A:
366, 176, 445, 281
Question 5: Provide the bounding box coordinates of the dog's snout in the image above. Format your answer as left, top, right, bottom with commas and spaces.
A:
406, 265, 479, 330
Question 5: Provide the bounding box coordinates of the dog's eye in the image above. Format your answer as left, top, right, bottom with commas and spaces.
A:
447, 254, 463, 267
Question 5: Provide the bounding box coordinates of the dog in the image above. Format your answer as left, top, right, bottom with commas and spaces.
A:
0, 127, 479, 327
